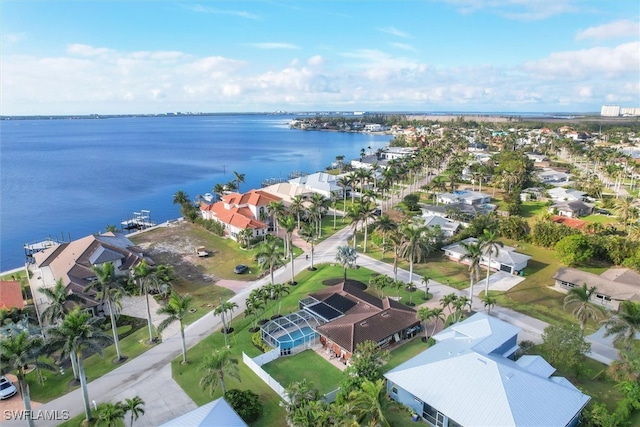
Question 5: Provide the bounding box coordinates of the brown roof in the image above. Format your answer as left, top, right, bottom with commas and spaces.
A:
553, 267, 640, 302
552, 216, 587, 230
312, 281, 418, 353
0, 281, 25, 310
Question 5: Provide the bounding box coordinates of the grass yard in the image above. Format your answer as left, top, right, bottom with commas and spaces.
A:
519, 201, 549, 220
262, 350, 343, 394
383, 337, 432, 373
581, 213, 620, 225
26, 322, 156, 403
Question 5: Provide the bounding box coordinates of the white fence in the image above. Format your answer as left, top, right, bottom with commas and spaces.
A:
242, 352, 288, 402
252, 347, 281, 366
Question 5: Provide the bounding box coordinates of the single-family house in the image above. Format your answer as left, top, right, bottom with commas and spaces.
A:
260, 182, 313, 205
552, 267, 640, 309
552, 215, 587, 231
385, 313, 590, 427
159, 397, 247, 427
442, 237, 531, 275
549, 200, 593, 218
547, 187, 587, 202
520, 187, 545, 202
289, 172, 343, 199
29, 232, 148, 324
299, 282, 419, 362
526, 152, 549, 163
417, 215, 461, 238
0, 280, 25, 311
436, 190, 491, 206
200, 189, 282, 241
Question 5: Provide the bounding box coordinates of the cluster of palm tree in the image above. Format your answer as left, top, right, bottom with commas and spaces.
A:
211, 170, 245, 201
281, 377, 390, 427
438, 292, 472, 324
199, 348, 240, 396
214, 298, 238, 347
244, 283, 290, 332
416, 306, 446, 341
94, 396, 145, 427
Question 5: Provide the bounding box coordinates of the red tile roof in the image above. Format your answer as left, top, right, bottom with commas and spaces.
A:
0, 281, 25, 310
552, 215, 587, 230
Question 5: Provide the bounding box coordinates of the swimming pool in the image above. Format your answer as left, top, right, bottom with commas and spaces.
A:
275, 326, 317, 350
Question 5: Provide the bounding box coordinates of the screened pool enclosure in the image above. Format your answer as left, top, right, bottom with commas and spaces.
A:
261, 310, 321, 355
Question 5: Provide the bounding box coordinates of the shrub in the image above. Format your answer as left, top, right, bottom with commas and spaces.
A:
251, 331, 270, 353
225, 389, 263, 423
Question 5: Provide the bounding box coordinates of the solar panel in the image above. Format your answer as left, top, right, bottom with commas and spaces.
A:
305, 302, 343, 321
324, 294, 357, 313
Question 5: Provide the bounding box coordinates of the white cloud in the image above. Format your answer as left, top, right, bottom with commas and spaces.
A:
67, 44, 115, 57
390, 42, 417, 52
307, 55, 325, 66
576, 20, 640, 41
377, 26, 411, 38
247, 43, 299, 50
2, 32, 26, 45
182, 4, 261, 20
444, 0, 583, 21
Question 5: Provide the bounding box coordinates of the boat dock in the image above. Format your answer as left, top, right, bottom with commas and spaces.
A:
261, 171, 308, 187
24, 236, 69, 264
121, 210, 156, 231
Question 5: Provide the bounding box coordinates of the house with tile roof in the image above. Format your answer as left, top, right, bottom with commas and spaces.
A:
552, 267, 640, 310
300, 282, 420, 361
0, 280, 25, 311
442, 237, 531, 275
29, 232, 148, 324
385, 313, 590, 427
200, 189, 282, 241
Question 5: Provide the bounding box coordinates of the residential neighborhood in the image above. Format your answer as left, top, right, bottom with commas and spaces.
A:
2, 114, 640, 427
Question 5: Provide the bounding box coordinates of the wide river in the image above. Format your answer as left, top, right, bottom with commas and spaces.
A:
0, 114, 391, 270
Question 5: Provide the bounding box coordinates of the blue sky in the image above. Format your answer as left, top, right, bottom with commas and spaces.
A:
1, 0, 639, 115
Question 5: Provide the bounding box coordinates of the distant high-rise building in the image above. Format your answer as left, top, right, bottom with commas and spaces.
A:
620, 107, 640, 117
601, 105, 621, 117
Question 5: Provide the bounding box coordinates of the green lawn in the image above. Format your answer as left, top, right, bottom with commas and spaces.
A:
262, 350, 343, 395
383, 337, 432, 373
519, 201, 549, 219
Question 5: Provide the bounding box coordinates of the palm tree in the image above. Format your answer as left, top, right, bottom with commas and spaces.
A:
199, 349, 240, 396
255, 239, 284, 285
479, 230, 503, 296
440, 292, 458, 320
131, 260, 158, 343
95, 402, 126, 427
87, 262, 128, 362
337, 175, 351, 213
563, 283, 603, 335
309, 193, 329, 237
349, 379, 389, 427
267, 200, 285, 234
374, 215, 397, 259
602, 300, 640, 350
45, 308, 112, 423
421, 275, 431, 300
38, 278, 84, 325
123, 396, 145, 427
272, 283, 290, 315
0, 331, 52, 427
212, 183, 225, 200
233, 171, 245, 193
172, 190, 189, 206
460, 240, 483, 310
289, 195, 305, 229
482, 294, 497, 315
282, 379, 320, 425
399, 224, 433, 286
335, 245, 357, 282
214, 299, 238, 347
452, 295, 471, 322
299, 222, 318, 270
358, 200, 377, 253
157, 292, 193, 364
416, 307, 432, 341
429, 307, 445, 336
280, 214, 296, 284
245, 293, 264, 331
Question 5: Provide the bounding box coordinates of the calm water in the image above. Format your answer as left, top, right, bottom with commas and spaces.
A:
0, 114, 390, 270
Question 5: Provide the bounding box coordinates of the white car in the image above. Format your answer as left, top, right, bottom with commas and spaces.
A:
0, 376, 17, 399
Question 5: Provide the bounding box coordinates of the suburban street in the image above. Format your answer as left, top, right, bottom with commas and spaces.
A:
1, 218, 619, 426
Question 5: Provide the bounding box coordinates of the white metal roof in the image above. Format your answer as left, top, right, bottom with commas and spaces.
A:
385, 313, 590, 427
159, 398, 247, 427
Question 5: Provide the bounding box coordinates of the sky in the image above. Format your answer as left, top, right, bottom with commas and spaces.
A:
1, 0, 639, 115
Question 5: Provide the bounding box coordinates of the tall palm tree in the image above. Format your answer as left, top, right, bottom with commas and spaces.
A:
0, 331, 52, 427
38, 278, 84, 325
267, 200, 285, 234
214, 299, 238, 347
299, 222, 318, 270
349, 379, 389, 427
157, 292, 193, 364
337, 175, 351, 213
95, 402, 126, 427
602, 300, 640, 351
416, 307, 432, 341
272, 283, 290, 315
282, 379, 320, 425
199, 349, 240, 396
347, 203, 364, 249
289, 195, 305, 229
172, 190, 190, 206
45, 308, 112, 423
335, 245, 357, 282
255, 239, 284, 285
452, 295, 471, 322
280, 214, 297, 284
440, 293, 458, 320
87, 262, 128, 362
374, 215, 397, 259
309, 193, 329, 237
421, 275, 431, 300
131, 260, 159, 343
479, 230, 503, 296
123, 396, 145, 427
563, 283, 603, 335
233, 171, 245, 193
358, 200, 377, 253
429, 307, 445, 336
460, 240, 483, 310
399, 224, 433, 286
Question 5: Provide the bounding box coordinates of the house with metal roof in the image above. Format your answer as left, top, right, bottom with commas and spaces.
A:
549, 200, 594, 218
288, 172, 344, 198
442, 237, 531, 275
416, 214, 461, 238
552, 266, 640, 310
159, 397, 247, 427
385, 313, 590, 427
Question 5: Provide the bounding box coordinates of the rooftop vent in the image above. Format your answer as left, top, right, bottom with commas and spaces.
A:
360, 321, 368, 326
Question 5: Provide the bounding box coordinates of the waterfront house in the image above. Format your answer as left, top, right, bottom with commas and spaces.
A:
260, 182, 313, 206
442, 237, 531, 275
200, 189, 281, 241
288, 172, 344, 199
29, 232, 148, 325
385, 313, 590, 427
0, 280, 25, 311
552, 267, 640, 309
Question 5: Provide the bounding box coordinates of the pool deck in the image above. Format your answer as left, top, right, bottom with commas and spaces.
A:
314, 345, 349, 371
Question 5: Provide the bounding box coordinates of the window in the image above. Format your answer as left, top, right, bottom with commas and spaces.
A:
391, 386, 398, 395
559, 280, 576, 289
595, 293, 611, 305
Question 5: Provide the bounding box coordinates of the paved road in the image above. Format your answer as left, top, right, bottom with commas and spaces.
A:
2, 220, 619, 426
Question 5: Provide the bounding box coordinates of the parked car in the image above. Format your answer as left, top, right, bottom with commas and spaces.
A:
0, 376, 17, 400
234, 264, 249, 274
